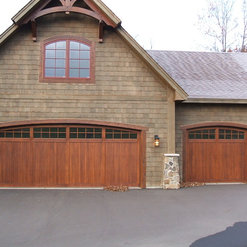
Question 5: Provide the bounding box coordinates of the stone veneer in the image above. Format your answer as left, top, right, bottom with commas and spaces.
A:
163, 154, 180, 189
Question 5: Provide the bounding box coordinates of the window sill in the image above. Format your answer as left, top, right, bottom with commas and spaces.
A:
39, 77, 95, 84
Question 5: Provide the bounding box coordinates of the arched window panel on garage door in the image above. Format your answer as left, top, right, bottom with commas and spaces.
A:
0, 128, 30, 138
105, 129, 138, 139
0, 126, 139, 140
188, 129, 216, 140
219, 129, 245, 140
70, 127, 102, 139
33, 127, 66, 139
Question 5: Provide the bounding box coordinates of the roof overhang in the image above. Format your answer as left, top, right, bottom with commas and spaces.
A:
0, 24, 19, 46
12, 0, 47, 24
180, 98, 247, 104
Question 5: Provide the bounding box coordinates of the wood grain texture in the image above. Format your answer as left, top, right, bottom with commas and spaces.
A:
185, 127, 245, 183
105, 141, 139, 187
0, 124, 143, 187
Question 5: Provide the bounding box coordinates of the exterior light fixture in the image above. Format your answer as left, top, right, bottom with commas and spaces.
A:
154, 135, 160, 147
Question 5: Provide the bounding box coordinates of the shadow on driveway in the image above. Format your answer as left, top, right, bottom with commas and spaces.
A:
190, 222, 247, 247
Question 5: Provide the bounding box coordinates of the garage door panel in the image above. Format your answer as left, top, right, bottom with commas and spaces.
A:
186, 142, 202, 182
204, 143, 224, 182
84, 143, 104, 186
69, 143, 81, 185
56, 142, 70, 185
70, 142, 104, 186
186, 142, 217, 182
105, 142, 139, 186
0, 142, 13, 185
0, 124, 142, 187
194, 143, 205, 182
32, 142, 69, 186
127, 143, 140, 185
15, 142, 32, 186
32, 142, 57, 186
0, 142, 33, 186
185, 127, 245, 183
0, 143, 10, 184
219, 143, 243, 181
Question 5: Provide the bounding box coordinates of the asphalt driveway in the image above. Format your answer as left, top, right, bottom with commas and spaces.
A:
1, 185, 247, 247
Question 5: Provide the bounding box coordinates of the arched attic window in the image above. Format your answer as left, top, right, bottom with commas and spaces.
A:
41, 37, 95, 83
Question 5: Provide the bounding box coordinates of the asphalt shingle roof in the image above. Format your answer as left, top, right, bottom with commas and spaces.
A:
148, 50, 247, 100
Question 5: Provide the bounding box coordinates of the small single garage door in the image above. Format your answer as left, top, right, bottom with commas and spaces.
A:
184, 125, 247, 183
0, 121, 145, 187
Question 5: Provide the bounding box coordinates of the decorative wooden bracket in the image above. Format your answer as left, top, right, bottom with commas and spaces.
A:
59, 0, 77, 7
22, 0, 118, 42
30, 0, 104, 25
31, 20, 37, 42
34, 6, 101, 20
99, 20, 105, 43
59, 0, 77, 14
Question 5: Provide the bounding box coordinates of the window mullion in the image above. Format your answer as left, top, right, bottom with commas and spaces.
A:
66, 40, 70, 78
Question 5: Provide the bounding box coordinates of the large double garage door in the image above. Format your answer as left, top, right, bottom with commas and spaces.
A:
184, 123, 247, 183
0, 121, 145, 188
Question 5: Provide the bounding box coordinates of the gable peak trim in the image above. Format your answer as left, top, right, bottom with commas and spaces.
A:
12, 0, 120, 28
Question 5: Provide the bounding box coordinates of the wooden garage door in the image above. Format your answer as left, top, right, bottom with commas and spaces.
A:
185, 127, 246, 183
0, 125, 142, 187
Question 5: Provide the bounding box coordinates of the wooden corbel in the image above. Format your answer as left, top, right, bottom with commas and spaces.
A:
22, 0, 116, 42
31, 20, 37, 42
99, 20, 105, 43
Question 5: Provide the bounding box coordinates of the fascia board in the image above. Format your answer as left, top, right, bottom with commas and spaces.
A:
0, 24, 19, 47
92, 0, 121, 26
12, 0, 40, 24
182, 98, 247, 104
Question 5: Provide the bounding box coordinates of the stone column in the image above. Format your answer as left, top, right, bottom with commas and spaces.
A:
163, 154, 180, 189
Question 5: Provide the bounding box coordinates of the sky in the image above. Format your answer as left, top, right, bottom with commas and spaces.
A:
0, 0, 224, 51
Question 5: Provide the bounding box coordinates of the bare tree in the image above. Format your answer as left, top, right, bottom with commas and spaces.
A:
198, 0, 237, 52
241, 0, 247, 51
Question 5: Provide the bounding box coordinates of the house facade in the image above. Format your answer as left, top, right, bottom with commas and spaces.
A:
1, 0, 247, 189
149, 51, 247, 184
0, 0, 187, 188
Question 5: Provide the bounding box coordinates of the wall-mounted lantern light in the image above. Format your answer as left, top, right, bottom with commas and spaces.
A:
154, 135, 160, 147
